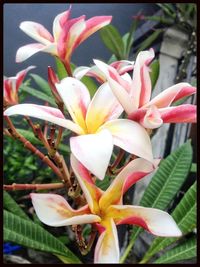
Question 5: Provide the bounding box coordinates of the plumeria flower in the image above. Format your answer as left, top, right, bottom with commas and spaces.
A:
30, 154, 182, 263
3, 66, 35, 107
4, 77, 154, 180
73, 59, 134, 83
94, 49, 196, 129
16, 5, 112, 75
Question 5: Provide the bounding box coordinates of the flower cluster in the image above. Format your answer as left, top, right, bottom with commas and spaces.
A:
4, 6, 196, 264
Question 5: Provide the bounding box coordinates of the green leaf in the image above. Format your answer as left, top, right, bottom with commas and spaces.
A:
4, 210, 81, 263
190, 163, 197, 173
20, 84, 56, 106
141, 181, 196, 263
149, 59, 160, 89
30, 74, 52, 97
140, 140, 192, 210
136, 29, 163, 55
124, 20, 138, 58
55, 57, 68, 80
120, 141, 193, 263
154, 236, 196, 263
81, 76, 98, 97
3, 191, 30, 220
99, 25, 125, 59
17, 129, 41, 145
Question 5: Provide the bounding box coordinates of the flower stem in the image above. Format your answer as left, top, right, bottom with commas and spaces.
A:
3, 183, 64, 191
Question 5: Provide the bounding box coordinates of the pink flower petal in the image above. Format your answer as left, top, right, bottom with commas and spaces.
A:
141, 105, 163, 129
144, 83, 195, 108
19, 21, 54, 45
52, 8, 71, 41
30, 193, 101, 226
4, 104, 84, 135
16, 66, 36, 91
99, 158, 157, 210
86, 82, 123, 133
159, 104, 197, 123
109, 205, 182, 237
76, 16, 112, 49
110, 60, 134, 75
100, 119, 154, 163
70, 129, 113, 180
70, 154, 102, 214
131, 48, 154, 108
94, 218, 119, 263
55, 77, 90, 133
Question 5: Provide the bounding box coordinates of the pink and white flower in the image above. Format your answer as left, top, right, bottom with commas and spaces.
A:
4, 77, 154, 180
3, 66, 35, 107
93, 49, 196, 129
16, 6, 112, 75
30, 155, 181, 263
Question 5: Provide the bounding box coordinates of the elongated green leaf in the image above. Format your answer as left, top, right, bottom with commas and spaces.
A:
125, 20, 138, 58
3, 191, 30, 220
120, 141, 193, 263
100, 25, 125, 59
4, 210, 81, 263
149, 59, 160, 89
154, 236, 196, 263
55, 57, 68, 80
136, 29, 163, 55
141, 181, 196, 263
30, 74, 52, 97
140, 140, 192, 209
20, 85, 56, 106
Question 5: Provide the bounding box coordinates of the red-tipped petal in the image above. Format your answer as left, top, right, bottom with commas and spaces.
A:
109, 205, 182, 237
160, 104, 197, 123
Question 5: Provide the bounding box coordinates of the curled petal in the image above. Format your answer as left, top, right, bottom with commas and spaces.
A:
76, 16, 112, 49
70, 129, 113, 180
141, 105, 163, 129
100, 119, 154, 163
109, 205, 182, 237
73, 65, 106, 83
55, 77, 90, 133
70, 154, 102, 214
131, 48, 155, 108
94, 59, 131, 92
99, 158, 157, 210
110, 60, 134, 75
94, 218, 119, 263
30, 193, 101, 226
58, 16, 86, 63
15, 66, 36, 91
19, 21, 54, 45
86, 82, 123, 133
159, 104, 197, 123
144, 83, 196, 108
4, 104, 84, 135
94, 59, 135, 114
53, 8, 71, 41
16, 43, 57, 63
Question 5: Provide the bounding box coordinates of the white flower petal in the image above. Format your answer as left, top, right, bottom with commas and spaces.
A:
30, 193, 101, 226
70, 129, 113, 180
94, 219, 119, 263
100, 119, 154, 162
4, 104, 84, 135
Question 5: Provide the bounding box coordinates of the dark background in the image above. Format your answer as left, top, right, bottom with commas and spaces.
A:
3, 3, 158, 79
